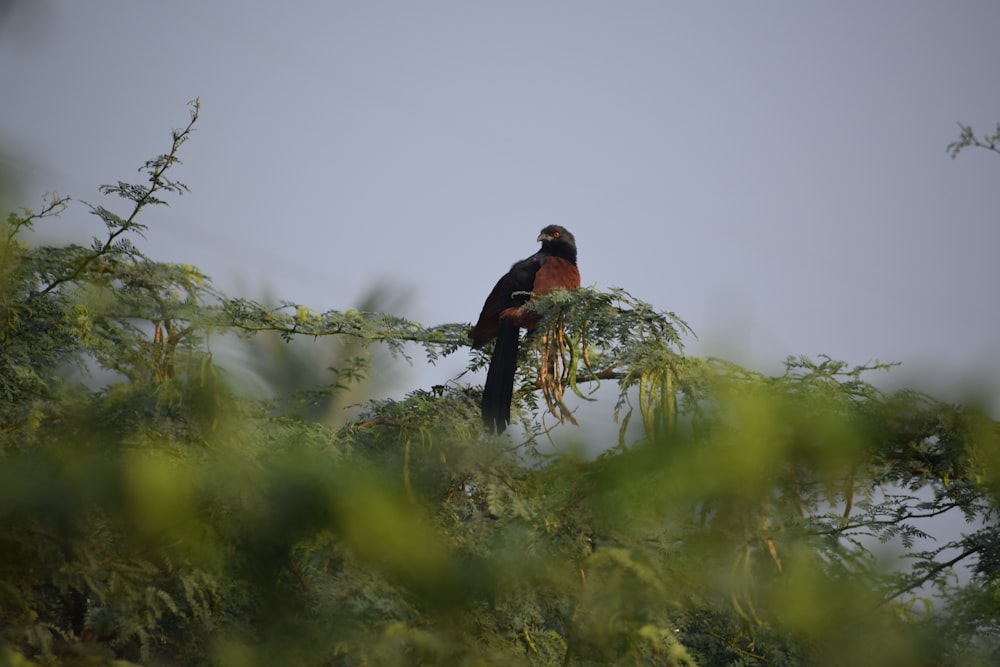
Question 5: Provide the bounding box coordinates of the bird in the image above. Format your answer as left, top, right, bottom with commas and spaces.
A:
470, 225, 580, 433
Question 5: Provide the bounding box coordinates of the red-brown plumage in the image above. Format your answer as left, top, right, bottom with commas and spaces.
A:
469, 278, 511, 349
470, 226, 580, 432
470, 256, 581, 346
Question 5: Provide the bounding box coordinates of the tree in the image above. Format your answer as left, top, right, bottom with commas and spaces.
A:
0, 104, 997, 666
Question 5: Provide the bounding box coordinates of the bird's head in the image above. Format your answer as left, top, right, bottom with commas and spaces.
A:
537, 225, 577, 253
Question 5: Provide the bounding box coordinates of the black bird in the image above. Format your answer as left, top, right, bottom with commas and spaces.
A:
470, 225, 580, 433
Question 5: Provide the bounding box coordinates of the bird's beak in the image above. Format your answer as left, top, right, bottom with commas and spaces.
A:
537, 232, 551, 243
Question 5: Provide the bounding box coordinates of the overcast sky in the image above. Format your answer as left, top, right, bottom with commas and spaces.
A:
1, 1, 998, 407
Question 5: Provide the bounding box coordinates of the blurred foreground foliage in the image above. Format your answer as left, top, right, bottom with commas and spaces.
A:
2, 104, 999, 667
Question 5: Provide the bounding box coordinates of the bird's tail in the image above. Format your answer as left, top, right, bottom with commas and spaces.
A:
482, 320, 520, 433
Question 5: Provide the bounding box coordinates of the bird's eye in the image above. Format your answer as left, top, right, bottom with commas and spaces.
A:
552, 231, 560, 238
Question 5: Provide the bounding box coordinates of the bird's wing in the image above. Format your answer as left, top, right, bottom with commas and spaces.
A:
469, 255, 543, 348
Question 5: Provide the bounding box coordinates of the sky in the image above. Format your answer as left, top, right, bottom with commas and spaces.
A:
1, 1, 999, 409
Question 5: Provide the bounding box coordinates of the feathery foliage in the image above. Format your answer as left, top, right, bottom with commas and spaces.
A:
1, 105, 998, 666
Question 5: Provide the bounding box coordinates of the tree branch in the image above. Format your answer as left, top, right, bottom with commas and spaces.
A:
876, 544, 981, 608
